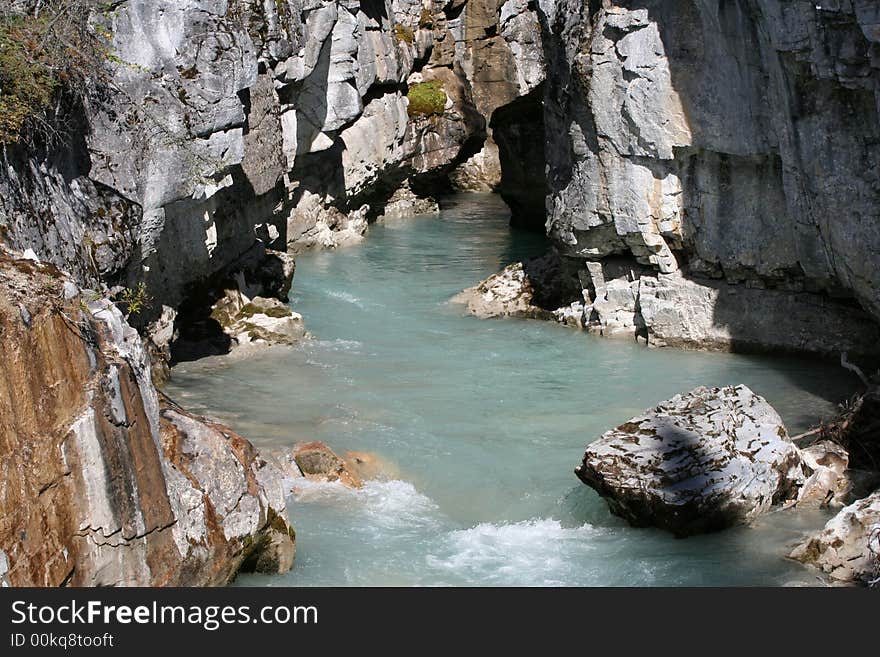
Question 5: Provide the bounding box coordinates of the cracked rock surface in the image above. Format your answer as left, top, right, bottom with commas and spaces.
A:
575, 385, 806, 536
790, 490, 880, 585
0, 255, 293, 586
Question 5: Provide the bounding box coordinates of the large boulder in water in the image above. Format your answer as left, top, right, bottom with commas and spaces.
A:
452, 253, 563, 320
575, 385, 806, 536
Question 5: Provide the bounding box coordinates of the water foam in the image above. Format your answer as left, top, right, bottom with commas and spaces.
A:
292, 479, 442, 534
427, 519, 604, 586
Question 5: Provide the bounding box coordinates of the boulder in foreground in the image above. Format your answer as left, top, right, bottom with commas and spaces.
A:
576, 385, 805, 536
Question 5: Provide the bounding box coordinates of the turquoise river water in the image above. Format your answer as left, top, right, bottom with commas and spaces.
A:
167, 194, 859, 586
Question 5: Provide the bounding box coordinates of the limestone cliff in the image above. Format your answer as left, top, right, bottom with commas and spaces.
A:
0, 254, 294, 586
0, 0, 549, 341
0, 0, 547, 588
532, 0, 880, 353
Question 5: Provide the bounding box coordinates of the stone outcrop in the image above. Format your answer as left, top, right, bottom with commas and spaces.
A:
439, 0, 549, 227
0, 255, 294, 586
575, 385, 807, 536
456, 0, 880, 355
568, 261, 880, 356
790, 491, 880, 585
451, 253, 563, 319
796, 440, 851, 509
211, 293, 307, 349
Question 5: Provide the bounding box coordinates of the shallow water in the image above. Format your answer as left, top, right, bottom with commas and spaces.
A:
167, 194, 859, 586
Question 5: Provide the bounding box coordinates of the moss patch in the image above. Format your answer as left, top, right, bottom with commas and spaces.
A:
238, 302, 292, 319
406, 81, 446, 118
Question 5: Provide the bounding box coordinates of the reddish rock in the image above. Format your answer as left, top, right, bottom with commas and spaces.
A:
0, 255, 294, 586
293, 442, 363, 489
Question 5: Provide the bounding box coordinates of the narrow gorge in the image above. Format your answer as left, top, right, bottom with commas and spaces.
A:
1, 0, 878, 587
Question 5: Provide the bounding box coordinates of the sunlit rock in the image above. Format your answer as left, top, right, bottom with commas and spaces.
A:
576, 385, 805, 536
790, 491, 880, 585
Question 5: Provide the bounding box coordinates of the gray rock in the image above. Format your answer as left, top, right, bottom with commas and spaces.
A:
796, 440, 851, 508
575, 385, 806, 536
557, 259, 880, 356
790, 491, 880, 585
374, 181, 440, 220
452, 253, 561, 320
541, 1, 880, 350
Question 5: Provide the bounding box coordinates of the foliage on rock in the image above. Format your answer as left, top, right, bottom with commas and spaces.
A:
0, 0, 110, 145
393, 23, 414, 45
116, 282, 152, 318
406, 81, 446, 118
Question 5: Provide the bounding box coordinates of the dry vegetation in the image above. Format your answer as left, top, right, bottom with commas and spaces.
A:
0, 0, 111, 145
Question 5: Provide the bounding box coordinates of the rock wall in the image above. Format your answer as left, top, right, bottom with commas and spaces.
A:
0, 0, 550, 330
0, 254, 294, 586
0, 0, 548, 587
534, 0, 880, 352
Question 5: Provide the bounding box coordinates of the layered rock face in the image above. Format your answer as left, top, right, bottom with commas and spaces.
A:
0, 255, 294, 586
435, 0, 549, 228
0, 0, 552, 588
505, 0, 880, 354
0, 0, 552, 343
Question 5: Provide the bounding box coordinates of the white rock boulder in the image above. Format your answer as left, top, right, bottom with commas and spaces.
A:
575, 385, 806, 536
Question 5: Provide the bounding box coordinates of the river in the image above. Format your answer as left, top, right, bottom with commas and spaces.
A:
166, 194, 858, 586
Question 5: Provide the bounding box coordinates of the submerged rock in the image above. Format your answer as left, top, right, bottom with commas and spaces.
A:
575, 385, 805, 536
292, 442, 363, 489
790, 491, 880, 585
343, 450, 400, 481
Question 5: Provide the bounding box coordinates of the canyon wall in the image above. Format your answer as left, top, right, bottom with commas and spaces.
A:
0, 0, 548, 318
0, 0, 545, 586
0, 255, 294, 586
536, 0, 880, 354
3, 0, 880, 585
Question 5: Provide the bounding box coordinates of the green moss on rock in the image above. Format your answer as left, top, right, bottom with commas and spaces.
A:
238, 302, 293, 319
407, 81, 446, 118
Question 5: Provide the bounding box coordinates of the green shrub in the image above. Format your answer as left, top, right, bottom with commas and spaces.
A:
406, 81, 446, 118
117, 282, 152, 318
